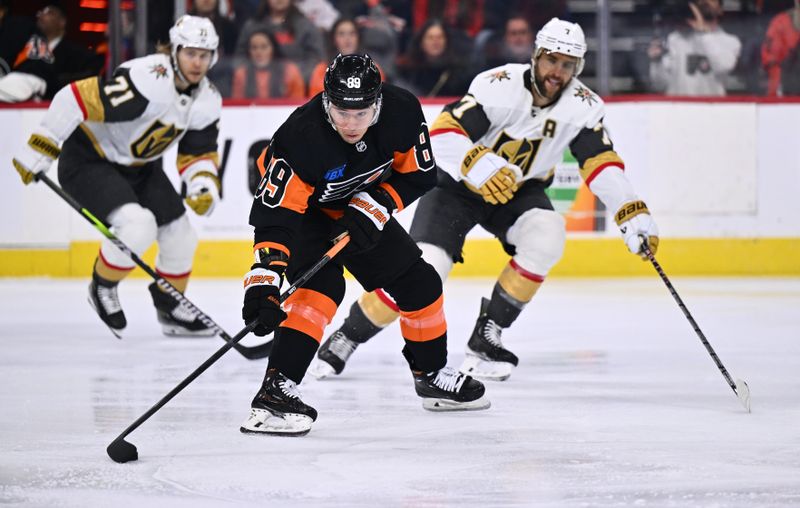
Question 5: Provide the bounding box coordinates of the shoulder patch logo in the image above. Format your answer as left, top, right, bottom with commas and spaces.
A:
150, 63, 168, 79
487, 70, 511, 83
574, 86, 598, 105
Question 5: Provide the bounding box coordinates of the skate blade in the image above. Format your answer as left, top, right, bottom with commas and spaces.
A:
160, 324, 217, 338
87, 297, 124, 340
239, 408, 313, 436
309, 360, 337, 380
421, 396, 491, 412
459, 355, 513, 381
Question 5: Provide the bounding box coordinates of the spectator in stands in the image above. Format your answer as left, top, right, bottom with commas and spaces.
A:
395, 19, 470, 97
354, 1, 403, 81
308, 17, 384, 96
190, 0, 238, 56
295, 0, 340, 32
0, 4, 103, 102
236, 0, 325, 82
0, 0, 35, 77
478, 15, 534, 71
231, 28, 306, 99
762, 0, 800, 95
648, 0, 742, 96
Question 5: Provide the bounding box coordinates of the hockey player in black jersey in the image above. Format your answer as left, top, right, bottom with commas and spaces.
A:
12, 15, 224, 338
240, 54, 489, 436
313, 18, 661, 382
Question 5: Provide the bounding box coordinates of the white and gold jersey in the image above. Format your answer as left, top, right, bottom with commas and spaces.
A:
44, 53, 221, 179
430, 63, 624, 189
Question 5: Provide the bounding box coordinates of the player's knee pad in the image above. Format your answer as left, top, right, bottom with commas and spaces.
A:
505, 208, 566, 276
100, 203, 158, 269
419, 242, 453, 282
282, 288, 339, 342
155, 214, 198, 276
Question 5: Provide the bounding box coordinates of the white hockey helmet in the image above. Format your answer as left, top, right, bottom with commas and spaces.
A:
533, 18, 587, 76
169, 15, 219, 69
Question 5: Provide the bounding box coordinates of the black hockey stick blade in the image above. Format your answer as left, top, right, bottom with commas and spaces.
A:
107, 438, 138, 463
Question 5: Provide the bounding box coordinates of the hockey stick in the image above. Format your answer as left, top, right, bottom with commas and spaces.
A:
106, 233, 350, 463
640, 236, 751, 412
34, 172, 272, 360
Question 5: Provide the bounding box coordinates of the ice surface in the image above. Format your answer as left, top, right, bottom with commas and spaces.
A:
1, 277, 798, 507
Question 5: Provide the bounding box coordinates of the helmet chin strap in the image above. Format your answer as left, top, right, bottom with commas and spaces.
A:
171, 47, 190, 88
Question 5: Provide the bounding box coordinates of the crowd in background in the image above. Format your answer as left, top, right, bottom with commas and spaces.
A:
1, 0, 800, 102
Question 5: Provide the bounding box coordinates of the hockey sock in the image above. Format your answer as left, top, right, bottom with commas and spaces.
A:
487, 260, 544, 327
341, 300, 384, 343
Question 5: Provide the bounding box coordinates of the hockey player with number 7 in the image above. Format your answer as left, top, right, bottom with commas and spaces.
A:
11, 15, 223, 338
240, 54, 490, 436
313, 18, 660, 382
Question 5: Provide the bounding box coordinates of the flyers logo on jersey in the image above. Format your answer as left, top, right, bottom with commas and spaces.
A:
131, 120, 184, 159
319, 159, 392, 203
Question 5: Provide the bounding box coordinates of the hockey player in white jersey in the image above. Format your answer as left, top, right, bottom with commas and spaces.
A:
11, 15, 223, 338
312, 18, 660, 381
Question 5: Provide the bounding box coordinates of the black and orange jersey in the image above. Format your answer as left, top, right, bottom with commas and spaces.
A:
249, 84, 436, 257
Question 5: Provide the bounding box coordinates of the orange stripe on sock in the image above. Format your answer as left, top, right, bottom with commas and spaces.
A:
281, 289, 338, 342
399, 295, 447, 342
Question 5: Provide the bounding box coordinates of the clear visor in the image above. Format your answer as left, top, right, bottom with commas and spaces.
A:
328, 104, 379, 130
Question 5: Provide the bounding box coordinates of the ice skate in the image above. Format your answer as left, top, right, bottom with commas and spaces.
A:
148, 282, 215, 337
240, 369, 318, 436
310, 329, 360, 379
459, 298, 518, 381
413, 366, 490, 411
88, 275, 126, 338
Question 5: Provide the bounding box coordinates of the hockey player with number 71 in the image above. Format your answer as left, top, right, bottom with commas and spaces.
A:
312, 18, 660, 382
11, 15, 223, 339
240, 54, 490, 437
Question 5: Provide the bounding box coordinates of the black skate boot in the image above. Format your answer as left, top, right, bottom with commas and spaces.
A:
460, 298, 519, 381
310, 300, 383, 379
88, 273, 126, 338
413, 366, 490, 411
240, 369, 318, 436
148, 282, 215, 337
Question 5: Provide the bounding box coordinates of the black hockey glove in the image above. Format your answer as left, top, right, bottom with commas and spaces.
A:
242, 262, 287, 336
335, 189, 394, 254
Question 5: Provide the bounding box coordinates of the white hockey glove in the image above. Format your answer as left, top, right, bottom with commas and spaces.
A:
460, 145, 522, 205
12, 131, 61, 185
615, 200, 659, 259
185, 171, 220, 216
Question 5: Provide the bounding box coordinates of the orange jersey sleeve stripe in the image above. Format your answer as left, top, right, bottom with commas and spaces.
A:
378, 182, 404, 211
282, 172, 314, 214
254, 241, 290, 257
281, 289, 339, 342
392, 147, 419, 174
399, 295, 447, 342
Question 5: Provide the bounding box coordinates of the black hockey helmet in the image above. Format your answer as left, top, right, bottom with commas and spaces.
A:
323, 54, 382, 109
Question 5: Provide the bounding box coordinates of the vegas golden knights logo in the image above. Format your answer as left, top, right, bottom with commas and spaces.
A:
491, 131, 541, 175
131, 120, 184, 159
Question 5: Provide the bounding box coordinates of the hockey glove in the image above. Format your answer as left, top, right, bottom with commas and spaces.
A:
12, 131, 61, 185
243, 263, 287, 337
185, 171, 220, 216
336, 189, 393, 254
615, 200, 659, 259
461, 145, 522, 205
